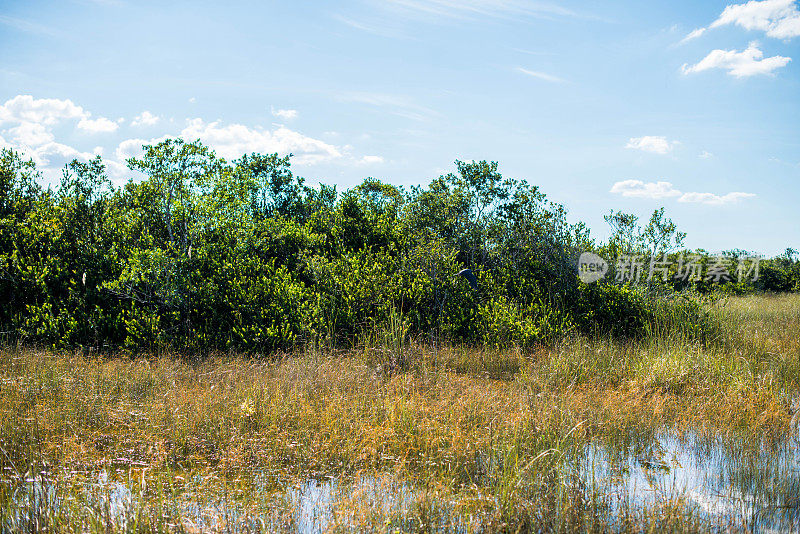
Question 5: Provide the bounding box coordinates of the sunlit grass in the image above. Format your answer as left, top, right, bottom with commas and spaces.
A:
1, 293, 799, 532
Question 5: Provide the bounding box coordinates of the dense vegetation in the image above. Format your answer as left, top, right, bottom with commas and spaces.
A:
2, 140, 800, 532
2, 294, 799, 532
1, 141, 797, 353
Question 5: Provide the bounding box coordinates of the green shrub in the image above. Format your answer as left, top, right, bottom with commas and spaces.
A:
478, 296, 574, 349
0, 141, 792, 353
575, 282, 650, 338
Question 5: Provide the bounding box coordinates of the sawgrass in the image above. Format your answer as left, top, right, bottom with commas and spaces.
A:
1, 293, 799, 532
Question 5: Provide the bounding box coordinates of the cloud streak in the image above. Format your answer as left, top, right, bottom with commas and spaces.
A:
0, 14, 58, 36
610, 180, 756, 205
515, 67, 565, 83
337, 91, 439, 121
682, 42, 790, 77
610, 180, 682, 199
379, 0, 578, 21
271, 107, 298, 120
625, 136, 678, 154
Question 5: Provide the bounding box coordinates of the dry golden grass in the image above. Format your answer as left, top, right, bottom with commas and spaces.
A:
1, 293, 798, 532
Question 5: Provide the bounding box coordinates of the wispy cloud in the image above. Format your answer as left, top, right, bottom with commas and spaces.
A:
625, 136, 678, 154
0, 15, 58, 36
270, 107, 298, 120
769, 155, 800, 167
678, 191, 756, 204
335, 1, 596, 39
83, 0, 126, 6
332, 14, 410, 38
515, 67, 565, 83
682, 42, 790, 77
337, 91, 439, 121
680, 27, 707, 43
356, 155, 385, 165
681, 0, 800, 42
77, 116, 119, 133
610, 180, 682, 199
131, 111, 160, 127
379, 0, 579, 21
610, 180, 756, 205
510, 47, 553, 56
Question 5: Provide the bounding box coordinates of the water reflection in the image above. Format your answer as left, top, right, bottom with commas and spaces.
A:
4, 430, 799, 532
584, 431, 800, 532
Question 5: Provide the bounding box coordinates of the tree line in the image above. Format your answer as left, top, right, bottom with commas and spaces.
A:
1, 140, 797, 352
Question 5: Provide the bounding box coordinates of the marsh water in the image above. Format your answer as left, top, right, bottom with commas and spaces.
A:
583, 431, 800, 531
5, 429, 800, 532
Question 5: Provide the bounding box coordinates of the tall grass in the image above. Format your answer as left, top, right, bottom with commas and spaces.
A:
1, 294, 798, 532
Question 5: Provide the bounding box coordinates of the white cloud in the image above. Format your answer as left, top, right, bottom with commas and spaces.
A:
0, 96, 98, 170
6, 122, 54, 146
0, 94, 87, 125
113, 135, 173, 162
0, 130, 94, 169
180, 119, 342, 165
681, 27, 707, 42
699, 150, 714, 159
682, 42, 790, 76
0, 94, 374, 180
33, 142, 95, 167
710, 0, 800, 39
678, 191, 756, 204
610, 180, 682, 199
131, 111, 160, 127
188, 97, 197, 104
515, 67, 565, 83
682, 0, 800, 42
271, 107, 298, 120
610, 180, 755, 205
77, 116, 119, 133
1, 94, 118, 135
625, 136, 678, 154
104, 159, 129, 179
357, 155, 385, 165
0, 119, 94, 169
115, 138, 149, 161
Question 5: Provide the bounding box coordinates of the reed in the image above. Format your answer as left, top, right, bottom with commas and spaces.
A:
1, 293, 798, 532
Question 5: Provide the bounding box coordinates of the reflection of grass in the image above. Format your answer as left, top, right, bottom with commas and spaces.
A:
1, 294, 799, 532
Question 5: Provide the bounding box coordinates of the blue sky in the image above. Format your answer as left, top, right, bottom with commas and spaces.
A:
1, 0, 798, 255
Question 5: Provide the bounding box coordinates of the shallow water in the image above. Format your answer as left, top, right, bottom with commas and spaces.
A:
4, 430, 799, 532
584, 430, 800, 532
